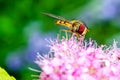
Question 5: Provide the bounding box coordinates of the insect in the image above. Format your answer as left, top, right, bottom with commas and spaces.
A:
41, 12, 89, 38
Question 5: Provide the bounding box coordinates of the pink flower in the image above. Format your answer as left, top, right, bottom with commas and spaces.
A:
35, 37, 120, 80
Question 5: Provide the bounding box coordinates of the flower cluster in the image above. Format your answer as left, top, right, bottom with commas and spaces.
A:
35, 37, 120, 80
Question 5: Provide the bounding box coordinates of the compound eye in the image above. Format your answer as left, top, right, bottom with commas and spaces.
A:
78, 24, 86, 34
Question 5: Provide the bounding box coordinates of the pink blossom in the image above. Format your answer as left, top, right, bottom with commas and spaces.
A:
35, 37, 120, 80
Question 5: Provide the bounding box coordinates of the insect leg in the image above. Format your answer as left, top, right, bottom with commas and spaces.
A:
60, 30, 73, 39
60, 29, 72, 33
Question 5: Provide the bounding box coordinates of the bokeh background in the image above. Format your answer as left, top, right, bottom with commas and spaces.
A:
0, 0, 120, 80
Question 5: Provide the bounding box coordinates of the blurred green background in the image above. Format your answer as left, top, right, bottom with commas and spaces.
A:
0, 0, 120, 80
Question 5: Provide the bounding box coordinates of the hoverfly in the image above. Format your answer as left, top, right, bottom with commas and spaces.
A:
41, 12, 89, 38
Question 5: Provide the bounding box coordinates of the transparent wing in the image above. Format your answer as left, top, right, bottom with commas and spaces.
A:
41, 12, 66, 20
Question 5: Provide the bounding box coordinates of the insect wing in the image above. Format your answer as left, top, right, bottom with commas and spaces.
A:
41, 12, 66, 20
